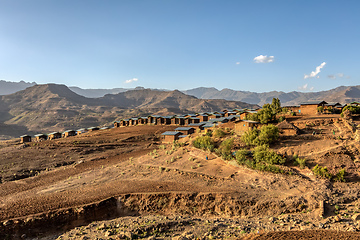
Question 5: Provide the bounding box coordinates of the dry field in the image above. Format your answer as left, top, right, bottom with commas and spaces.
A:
1, 116, 360, 239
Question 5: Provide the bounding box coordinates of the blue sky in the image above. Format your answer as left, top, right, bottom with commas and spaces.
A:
0, 0, 359, 92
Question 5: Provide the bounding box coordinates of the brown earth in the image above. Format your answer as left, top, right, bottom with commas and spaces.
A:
1, 116, 360, 239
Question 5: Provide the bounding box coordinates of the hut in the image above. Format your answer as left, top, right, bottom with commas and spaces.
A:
188, 122, 206, 131
77, 128, 87, 135
129, 118, 139, 126
20, 135, 31, 143
48, 132, 62, 140
114, 121, 120, 128
196, 114, 209, 122
163, 116, 173, 125
161, 131, 183, 143
277, 120, 300, 136
175, 127, 195, 135
208, 113, 222, 120
120, 119, 130, 127
34, 134, 48, 142
185, 117, 200, 125
139, 117, 148, 125
171, 116, 186, 125
88, 127, 99, 132
234, 120, 260, 134
299, 101, 327, 115
148, 115, 161, 125
63, 130, 76, 138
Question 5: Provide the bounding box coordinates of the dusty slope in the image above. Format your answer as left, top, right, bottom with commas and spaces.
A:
1, 116, 360, 239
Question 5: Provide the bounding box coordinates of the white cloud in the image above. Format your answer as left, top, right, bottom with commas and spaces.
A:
304, 62, 326, 79
253, 55, 274, 63
328, 75, 336, 79
337, 73, 344, 78
236, 62, 240, 65
298, 83, 314, 91
125, 78, 138, 84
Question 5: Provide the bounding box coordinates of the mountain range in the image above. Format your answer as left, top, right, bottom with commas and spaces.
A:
1, 80, 360, 106
0, 83, 256, 140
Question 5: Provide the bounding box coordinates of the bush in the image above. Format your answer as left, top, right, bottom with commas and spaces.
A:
217, 138, 234, 160
241, 124, 279, 146
235, 149, 249, 164
294, 157, 307, 169
213, 128, 226, 138
192, 136, 215, 152
335, 168, 346, 182
257, 124, 279, 145
252, 144, 285, 165
312, 164, 332, 179
241, 128, 260, 146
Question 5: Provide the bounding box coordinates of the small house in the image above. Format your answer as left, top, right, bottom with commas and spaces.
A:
114, 121, 120, 128
63, 130, 76, 138
208, 117, 229, 124
77, 128, 87, 135
161, 131, 183, 143
208, 113, 222, 120
277, 120, 299, 136
20, 135, 31, 143
299, 101, 327, 115
120, 119, 130, 127
171, 116, 186, 125
88, 127, 99, 132
34, 134, 48, 142
139, 117, 148, 125
188, 122, 206, 131
175, 127, 195, 135
163, 116, 173, 125
196, 114, 209, 122
48, 132, 62, 140
156, 117, 165, 125
185, 117, 200, 125
129, 118, 139, 126
234, 120, 260, 134
148, 115, 161, 125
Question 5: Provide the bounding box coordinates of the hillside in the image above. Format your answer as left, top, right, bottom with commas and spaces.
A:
1, 116, 360, 239
0, 84, 257, 139
183, 86, 358, 106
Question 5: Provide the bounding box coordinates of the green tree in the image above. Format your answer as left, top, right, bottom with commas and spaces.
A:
271, 98, 282, 114
241, 124, 279, 146
217, 138, 234, 160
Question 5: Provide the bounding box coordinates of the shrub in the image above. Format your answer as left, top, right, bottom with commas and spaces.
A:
335, 168, 346, 182
312, 164, 332, 179
217, 138, 234, 160
252, 144, 285, 165
241, 128, 260, 146
235, 149, 249, 164
241, 124, 279, 146
213, 128, 226, 138
294, 157, 307, 169
257, 124, 279, 145
192, 136, 215, 152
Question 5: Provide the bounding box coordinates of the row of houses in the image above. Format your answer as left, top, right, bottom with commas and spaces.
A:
113, 109, 260, 128
20, 127, 109, 143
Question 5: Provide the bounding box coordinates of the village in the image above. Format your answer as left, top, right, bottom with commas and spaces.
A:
19, 100, 349, 144
3, 99, 360, 239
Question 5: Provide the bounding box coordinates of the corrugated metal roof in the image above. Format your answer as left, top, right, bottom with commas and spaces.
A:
161, 131, 183, 136
175, 127, 194, 131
